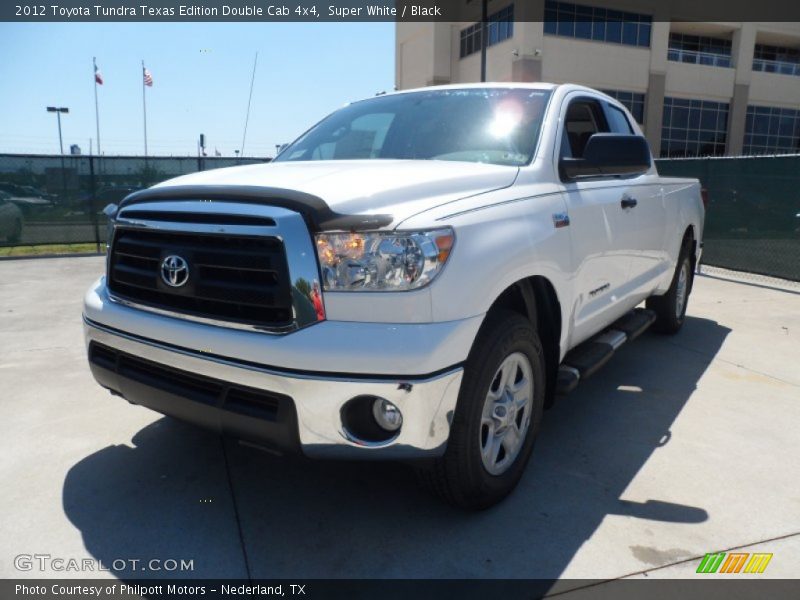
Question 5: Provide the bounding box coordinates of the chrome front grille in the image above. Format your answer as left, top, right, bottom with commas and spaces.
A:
108, 228, 294, 328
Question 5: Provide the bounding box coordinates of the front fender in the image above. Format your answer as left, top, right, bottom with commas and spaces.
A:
424, 190, 574, 358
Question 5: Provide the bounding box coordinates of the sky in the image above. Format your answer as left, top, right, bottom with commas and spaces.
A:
0, 22, 395, 157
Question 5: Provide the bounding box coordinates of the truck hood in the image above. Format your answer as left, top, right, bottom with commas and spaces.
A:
154, 160, 519, 228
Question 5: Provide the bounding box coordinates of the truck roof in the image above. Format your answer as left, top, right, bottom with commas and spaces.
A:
352, 83, 613, 107
374, 82, 605, 98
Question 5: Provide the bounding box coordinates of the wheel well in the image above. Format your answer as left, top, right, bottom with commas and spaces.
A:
683, 225, 697, 291
683, 225, 695, 248
487, 276, 562, 407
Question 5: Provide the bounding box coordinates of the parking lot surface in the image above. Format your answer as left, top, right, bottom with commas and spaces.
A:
1, 256, 798, 588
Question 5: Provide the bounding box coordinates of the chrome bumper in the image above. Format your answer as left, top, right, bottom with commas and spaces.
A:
84, 318, 463, 459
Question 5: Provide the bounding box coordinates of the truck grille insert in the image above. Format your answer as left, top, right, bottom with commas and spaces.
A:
108, 228, 293, 328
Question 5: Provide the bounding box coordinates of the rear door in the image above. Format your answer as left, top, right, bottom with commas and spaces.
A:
556, 94, 642, 345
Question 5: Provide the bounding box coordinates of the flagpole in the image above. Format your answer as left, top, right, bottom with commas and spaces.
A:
93, 57, 101, 156
142, 60, 148, 157
240, 51, 258, 157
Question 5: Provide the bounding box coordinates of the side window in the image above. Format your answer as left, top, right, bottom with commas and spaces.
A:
606, 104, 634, 134
562, 99, 609, 158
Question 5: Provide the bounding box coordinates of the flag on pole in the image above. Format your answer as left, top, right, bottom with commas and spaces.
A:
93, 57, 102, 157
142, 60, 150, 156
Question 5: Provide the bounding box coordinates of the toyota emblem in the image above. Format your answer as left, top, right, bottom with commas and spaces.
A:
160, 255, 190, 287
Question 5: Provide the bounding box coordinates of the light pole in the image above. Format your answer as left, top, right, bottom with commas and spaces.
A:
480, 0, 488, 82
46, 106, 69, 154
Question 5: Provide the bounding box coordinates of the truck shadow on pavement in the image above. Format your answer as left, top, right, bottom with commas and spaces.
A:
63, 316, 729, 582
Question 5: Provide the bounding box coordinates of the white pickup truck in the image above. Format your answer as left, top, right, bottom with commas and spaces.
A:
84, 83, 704, 509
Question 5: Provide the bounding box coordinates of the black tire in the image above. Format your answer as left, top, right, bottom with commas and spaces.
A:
8, 219, 22, 243
417, 309, 545, 510
646, 237, 693, 334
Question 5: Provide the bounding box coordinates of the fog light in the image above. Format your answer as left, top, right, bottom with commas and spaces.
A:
372, 398, 402, 432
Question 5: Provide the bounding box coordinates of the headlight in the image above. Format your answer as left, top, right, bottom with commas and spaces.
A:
315, 228, 454, 291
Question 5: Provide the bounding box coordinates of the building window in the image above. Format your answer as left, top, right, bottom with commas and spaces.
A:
459, 4, 514, 59
460, 23, 482, 58
744, 105, 800, 155
753, 44, 800, 77
660, 97, 729, 158
667, 33, 732, 68
543, 1, 651, 48
600, 89, 645, 124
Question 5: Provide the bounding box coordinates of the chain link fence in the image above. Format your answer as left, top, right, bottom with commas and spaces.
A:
657, 154, 800, 283
0, 154, 267, 249
1, 153, 798, 283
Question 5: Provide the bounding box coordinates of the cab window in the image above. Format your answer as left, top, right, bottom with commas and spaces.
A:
606, 104, 634, 134
561, 99, 609, 159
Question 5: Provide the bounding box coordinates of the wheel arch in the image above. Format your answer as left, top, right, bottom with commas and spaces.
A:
482, 275, 563, 407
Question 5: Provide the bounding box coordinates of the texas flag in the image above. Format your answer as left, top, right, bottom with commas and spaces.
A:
94, 62, 103, 85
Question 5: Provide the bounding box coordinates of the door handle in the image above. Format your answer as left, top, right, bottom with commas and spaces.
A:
621, 197, 638, 209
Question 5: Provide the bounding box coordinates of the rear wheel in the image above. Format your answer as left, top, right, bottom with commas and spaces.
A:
646, 237, 692, 334
417, 310, 545, 510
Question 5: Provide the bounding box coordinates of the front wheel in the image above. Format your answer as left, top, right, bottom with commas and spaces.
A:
417, 310, 545, 510
647, 239, 692, 334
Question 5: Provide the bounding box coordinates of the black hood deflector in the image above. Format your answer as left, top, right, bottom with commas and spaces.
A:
118, 185, 393, 232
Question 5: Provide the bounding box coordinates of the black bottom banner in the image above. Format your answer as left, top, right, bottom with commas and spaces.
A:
4, 579, 800, 600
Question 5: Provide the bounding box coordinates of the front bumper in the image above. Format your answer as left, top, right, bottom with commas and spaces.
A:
83, 316, 465, 459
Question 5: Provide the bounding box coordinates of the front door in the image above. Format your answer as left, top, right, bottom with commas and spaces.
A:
556, 95, 643, 345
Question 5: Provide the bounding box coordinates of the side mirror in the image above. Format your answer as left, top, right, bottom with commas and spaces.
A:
560, 134, 652, 180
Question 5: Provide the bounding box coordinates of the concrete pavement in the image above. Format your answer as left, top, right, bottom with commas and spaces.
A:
0, 256, 798, 585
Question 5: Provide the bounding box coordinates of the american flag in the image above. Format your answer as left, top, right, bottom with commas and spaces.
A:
94, 62, 103, 85
143, 68, 153, 87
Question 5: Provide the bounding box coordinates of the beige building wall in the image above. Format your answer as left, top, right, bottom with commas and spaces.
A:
396, 11, 800, 157
664, 61, 736, 101
540, 37, 651, 90
749, 71, 800, 107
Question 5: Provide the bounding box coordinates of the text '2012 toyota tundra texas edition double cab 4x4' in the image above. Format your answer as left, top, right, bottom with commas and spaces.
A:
84, 84, 704, 509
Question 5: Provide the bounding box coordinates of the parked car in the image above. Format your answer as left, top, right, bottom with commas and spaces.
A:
0, 183, 52, 199
83, 84, 704, 508
0, 184, 56, 214
0, 191, 24, 242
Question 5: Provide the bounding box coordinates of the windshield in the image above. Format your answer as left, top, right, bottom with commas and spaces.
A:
274, 88, 552, 167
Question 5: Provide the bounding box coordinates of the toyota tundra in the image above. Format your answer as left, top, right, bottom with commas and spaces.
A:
84, 84, 704, 508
